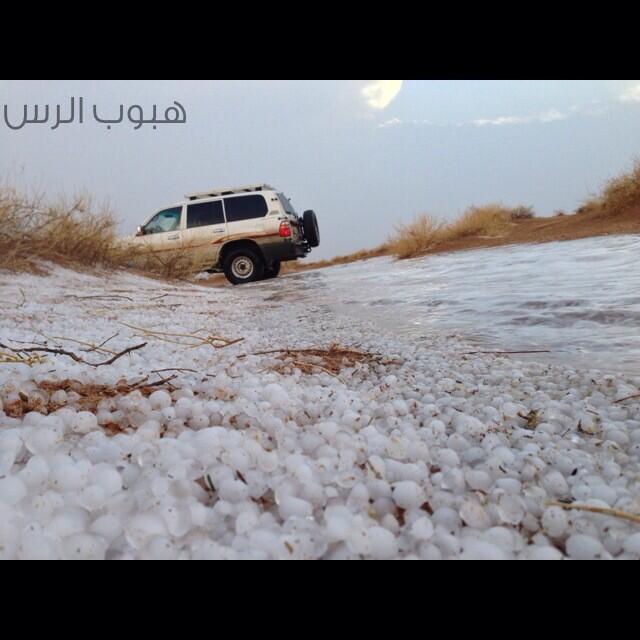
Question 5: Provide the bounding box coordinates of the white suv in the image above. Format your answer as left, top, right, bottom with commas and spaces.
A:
127, 183, 320, 284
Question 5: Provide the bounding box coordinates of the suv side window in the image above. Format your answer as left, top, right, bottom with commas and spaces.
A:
224, 195, 268, 222
144, 207, 182, 234
187, 200, 224, 228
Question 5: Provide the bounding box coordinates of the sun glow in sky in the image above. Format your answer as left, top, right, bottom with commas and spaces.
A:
361, 80, 403, 110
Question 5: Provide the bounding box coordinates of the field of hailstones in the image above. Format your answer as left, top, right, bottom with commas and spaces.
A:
1, 263, 640, 560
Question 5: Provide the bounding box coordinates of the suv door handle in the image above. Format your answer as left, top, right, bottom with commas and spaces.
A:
167, 234, 180, 240
213, 228, 225, 233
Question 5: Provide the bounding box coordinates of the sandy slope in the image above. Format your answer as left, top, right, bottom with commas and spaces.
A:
283, 207, 640, 274
0, 264, 639, 559
418, 206, 640, 257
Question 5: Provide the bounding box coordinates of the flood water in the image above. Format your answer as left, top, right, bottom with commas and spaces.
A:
275, 234, 640, 375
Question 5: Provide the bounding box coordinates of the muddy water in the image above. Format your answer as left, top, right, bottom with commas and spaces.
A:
263, 234, 640, 375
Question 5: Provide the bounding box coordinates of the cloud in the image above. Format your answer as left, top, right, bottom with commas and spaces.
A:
378, 117, 433, 128
361, 80, 403, 110
378, 117, 403, 128
377, 108, 566, 129
471, 109, 566, 127
620, 84, 640, 103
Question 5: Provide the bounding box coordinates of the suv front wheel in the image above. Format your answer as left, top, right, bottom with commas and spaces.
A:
223, 248, 265, 285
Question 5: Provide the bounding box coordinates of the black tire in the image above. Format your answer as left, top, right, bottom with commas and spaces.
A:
302, 210, 320, 248
263, 260, 281, 280
223, 247, 264, 285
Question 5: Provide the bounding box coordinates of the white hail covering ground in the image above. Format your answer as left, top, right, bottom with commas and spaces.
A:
1, 263, 639, 560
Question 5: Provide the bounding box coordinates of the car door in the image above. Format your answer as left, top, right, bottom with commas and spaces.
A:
223, 194, 270, 243
182, 198, 227, 270
139, 206, 184, 257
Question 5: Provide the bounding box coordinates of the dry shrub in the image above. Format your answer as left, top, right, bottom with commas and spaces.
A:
0, 181, 211, 279
577, 159, 640, 215
127, 248, 206, 280
0, 183, 128, 273
385, 214, 444, 259
554, 210, 566, 217
576, 199, 600, 214
444, 204, 513, 239
385, 204, 534, 259
509, 205, 535, 220
598, 158, 640, 213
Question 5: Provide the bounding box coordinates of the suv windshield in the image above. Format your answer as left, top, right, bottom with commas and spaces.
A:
277, 193, 297, 216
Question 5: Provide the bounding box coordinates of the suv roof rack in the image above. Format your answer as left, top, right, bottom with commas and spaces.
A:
185, 183, 275, 201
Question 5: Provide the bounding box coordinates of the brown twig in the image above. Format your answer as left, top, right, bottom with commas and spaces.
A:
0, 340, 147, 367
143, 374, 178, 389
239, 346, 372, 359
121, 322, 243, 350
463, 349, 551, 355
547, 501, 640, 525
614, 394, 640, 404
64, 294, 134, 302
151, 367, 200, 375
91, 333, 120, 353
37, 332, 120, 356
211, 337, 245, 349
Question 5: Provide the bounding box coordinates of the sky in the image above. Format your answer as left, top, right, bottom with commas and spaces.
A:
1, 79, 639, 259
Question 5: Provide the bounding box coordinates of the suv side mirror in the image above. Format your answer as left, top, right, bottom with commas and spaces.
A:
136, 226, 144, 237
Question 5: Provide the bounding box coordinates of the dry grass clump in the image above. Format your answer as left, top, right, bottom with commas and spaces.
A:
578, 158, 640, 215
599, 158, 640, 212
509, 205, 535, 220
2, 376, 176, 419
444, 204, 514, 239
0, 181, 207, 279
385, 214, 445, 259
0, 350, 46, 366
245, 343, 391, 380
0, 184, 130, 273
127, 249, 206, 280
385, 204, 531, 259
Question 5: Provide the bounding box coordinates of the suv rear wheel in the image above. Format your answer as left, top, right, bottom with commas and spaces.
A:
223, 247, 264, 285
262, 260, 281, 280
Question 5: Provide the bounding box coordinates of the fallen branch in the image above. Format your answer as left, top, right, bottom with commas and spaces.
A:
35, 331, 121, 356
121, 322, 243, 350
547, 501, 640, 525
239, 346, 372, 359
91, 333, 120, 353
143, 374, 178, 389
463, 349, 551, 355
614, 394, 640, 404
64, 294, 134, 302
151, 367, 200, 375
0, 340, 147, 367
